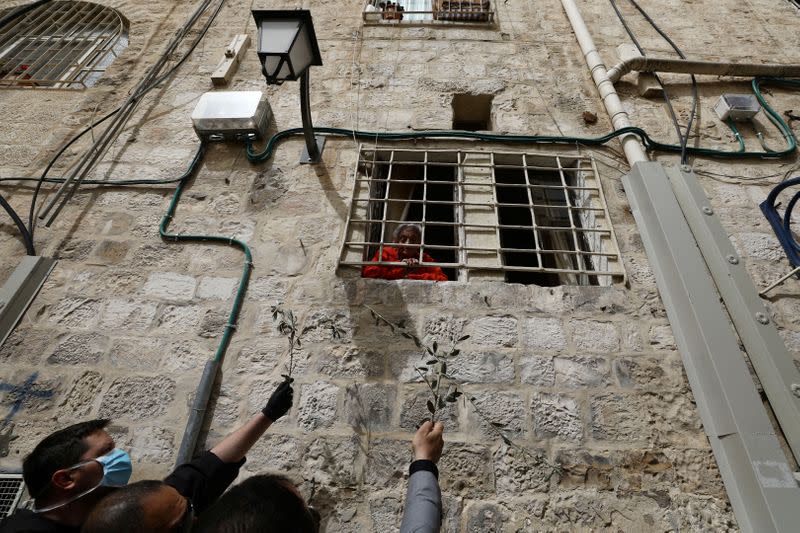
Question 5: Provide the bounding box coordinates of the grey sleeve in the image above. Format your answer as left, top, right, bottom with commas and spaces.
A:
399, 470, 442, 533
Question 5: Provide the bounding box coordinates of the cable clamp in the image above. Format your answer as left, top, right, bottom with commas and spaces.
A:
226, 322, 238, 331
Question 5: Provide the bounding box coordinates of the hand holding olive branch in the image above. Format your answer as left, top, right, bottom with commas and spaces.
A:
366, 304, 561, 479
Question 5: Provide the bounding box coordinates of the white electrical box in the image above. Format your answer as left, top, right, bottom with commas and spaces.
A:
714, 94, 761, 122
191, 91, 271, 141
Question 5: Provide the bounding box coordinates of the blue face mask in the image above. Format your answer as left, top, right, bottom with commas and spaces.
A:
32, 448, 133, 513
95, 449, 133, 487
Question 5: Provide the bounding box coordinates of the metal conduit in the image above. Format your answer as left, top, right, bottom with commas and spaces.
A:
607, 56, 800, 84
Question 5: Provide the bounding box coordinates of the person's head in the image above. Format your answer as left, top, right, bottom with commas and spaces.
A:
81, 480, 193, 533
194, 474, 318, 533
22, 419, 131, 514
393, 223, 422, 260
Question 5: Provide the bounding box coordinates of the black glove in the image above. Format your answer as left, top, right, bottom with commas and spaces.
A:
262, 378, 294, 422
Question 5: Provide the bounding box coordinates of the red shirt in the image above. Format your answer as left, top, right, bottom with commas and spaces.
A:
362, 246, 448, 281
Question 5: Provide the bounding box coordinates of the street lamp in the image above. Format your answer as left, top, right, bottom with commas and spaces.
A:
252, 9, 325, 164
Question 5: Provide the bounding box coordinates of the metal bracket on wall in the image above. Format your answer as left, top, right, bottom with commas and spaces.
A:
668, 166, 800, 464
624, 162, 800, 533
0, 256, 56, 348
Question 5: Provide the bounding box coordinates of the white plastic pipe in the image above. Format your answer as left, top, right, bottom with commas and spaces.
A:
607, 56, 800, 84
560, 0, 648, 165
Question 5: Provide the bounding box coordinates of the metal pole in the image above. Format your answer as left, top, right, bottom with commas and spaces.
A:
299, 69, 325, 164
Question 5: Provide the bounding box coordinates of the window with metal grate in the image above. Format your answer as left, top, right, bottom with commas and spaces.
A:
0, 474, 24, 517
362, 0, 495, 24
338, 146, 627, 285
0, 1, 129, 89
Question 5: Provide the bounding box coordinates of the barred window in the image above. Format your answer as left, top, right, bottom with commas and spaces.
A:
362, 0, 494, 24
0, 1, 128, 89
0, 474, 24, 517
337, 147, 626, 286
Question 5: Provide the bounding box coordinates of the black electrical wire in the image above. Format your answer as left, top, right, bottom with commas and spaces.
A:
0, 192, 35, 255
608, 0, 685, 157
26, 0, 226, 241
625, 0, 698, 166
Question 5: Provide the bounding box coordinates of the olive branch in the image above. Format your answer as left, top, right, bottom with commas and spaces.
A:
366, 304, 561, 481
272, 305, 346, 380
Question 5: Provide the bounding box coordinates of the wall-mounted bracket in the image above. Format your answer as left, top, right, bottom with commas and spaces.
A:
211, 34, 250, 87
0, 256, 56, 348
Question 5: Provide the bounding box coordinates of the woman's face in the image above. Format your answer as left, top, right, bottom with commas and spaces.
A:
395, 228, 421, 259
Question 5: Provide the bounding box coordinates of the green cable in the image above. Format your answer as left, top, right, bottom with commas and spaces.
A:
159, 143, 253, 363
725, 119, 747, 153
245, 76, 799, 163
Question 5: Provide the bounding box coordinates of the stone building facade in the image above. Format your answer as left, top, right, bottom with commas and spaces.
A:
2, 0, 800, 530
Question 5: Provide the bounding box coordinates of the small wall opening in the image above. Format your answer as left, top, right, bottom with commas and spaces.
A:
452, 94, 493, 131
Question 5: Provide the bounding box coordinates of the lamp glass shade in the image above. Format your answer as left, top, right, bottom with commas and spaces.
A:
257, 19, 300, 54
287, 25, 313, 79
264, 56, 292, 80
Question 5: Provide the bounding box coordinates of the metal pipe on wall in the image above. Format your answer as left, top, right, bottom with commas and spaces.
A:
607, 56, 800, 84
560, 0, 647, 165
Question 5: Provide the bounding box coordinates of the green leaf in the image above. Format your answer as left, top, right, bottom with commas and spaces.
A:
438, 398, 447, 409
432, 341, 438, 353
426, 359, 437, 365
445, 392, 458, 402
416, 367, 428, 372
430, 380, 438, 389
412, 337, 422, 348
457, 335, 470, 342
426, 400, 435, 414
450, 349, 460, 357
490, 422, 506, 428
440, 361, 447, 374
501, 435, 512, 446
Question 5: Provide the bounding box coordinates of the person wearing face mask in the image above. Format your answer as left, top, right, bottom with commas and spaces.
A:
1, 378, 294, 533
0, 419, 131, 533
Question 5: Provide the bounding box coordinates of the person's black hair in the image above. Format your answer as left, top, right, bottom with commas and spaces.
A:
22, 419, 111, 499
81, 480, 166, 533
194, 474, 316, 533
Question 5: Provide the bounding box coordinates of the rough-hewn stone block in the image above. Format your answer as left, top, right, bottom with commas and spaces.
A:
532, 392, 583, 441
467, 316, 518, 347
523, 317, 567, 352
142, 272, 197, 301
99, 376, 176, 421
298, 381, 339, 432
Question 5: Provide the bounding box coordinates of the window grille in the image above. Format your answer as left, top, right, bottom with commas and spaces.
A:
0, 1, 128, 89
337, 146, 626, 286
0, 474, 24, 517
362, 0, 495, 24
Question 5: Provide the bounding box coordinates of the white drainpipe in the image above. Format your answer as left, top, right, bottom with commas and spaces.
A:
560, 0, 647, 165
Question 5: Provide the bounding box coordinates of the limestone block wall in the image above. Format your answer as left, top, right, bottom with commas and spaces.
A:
2, 0, 800, 530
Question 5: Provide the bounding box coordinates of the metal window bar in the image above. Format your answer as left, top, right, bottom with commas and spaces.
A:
0, 1, 127, 89
557, 155, 585, 282
420, 149, 428, 261
0, 474, 24, 517
21, 6, 110, 83
522, 154, 544, 269
2, 7, 101, 86
362, 0, 495, 24
456, 153, 467, 279
338, 146, 627, 282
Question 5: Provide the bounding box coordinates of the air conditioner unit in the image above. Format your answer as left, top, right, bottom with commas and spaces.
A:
191, 91, 271, 141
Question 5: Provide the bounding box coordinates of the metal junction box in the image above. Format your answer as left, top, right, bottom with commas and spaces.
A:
191, 91, 271, 141
714, 93, 761, 122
